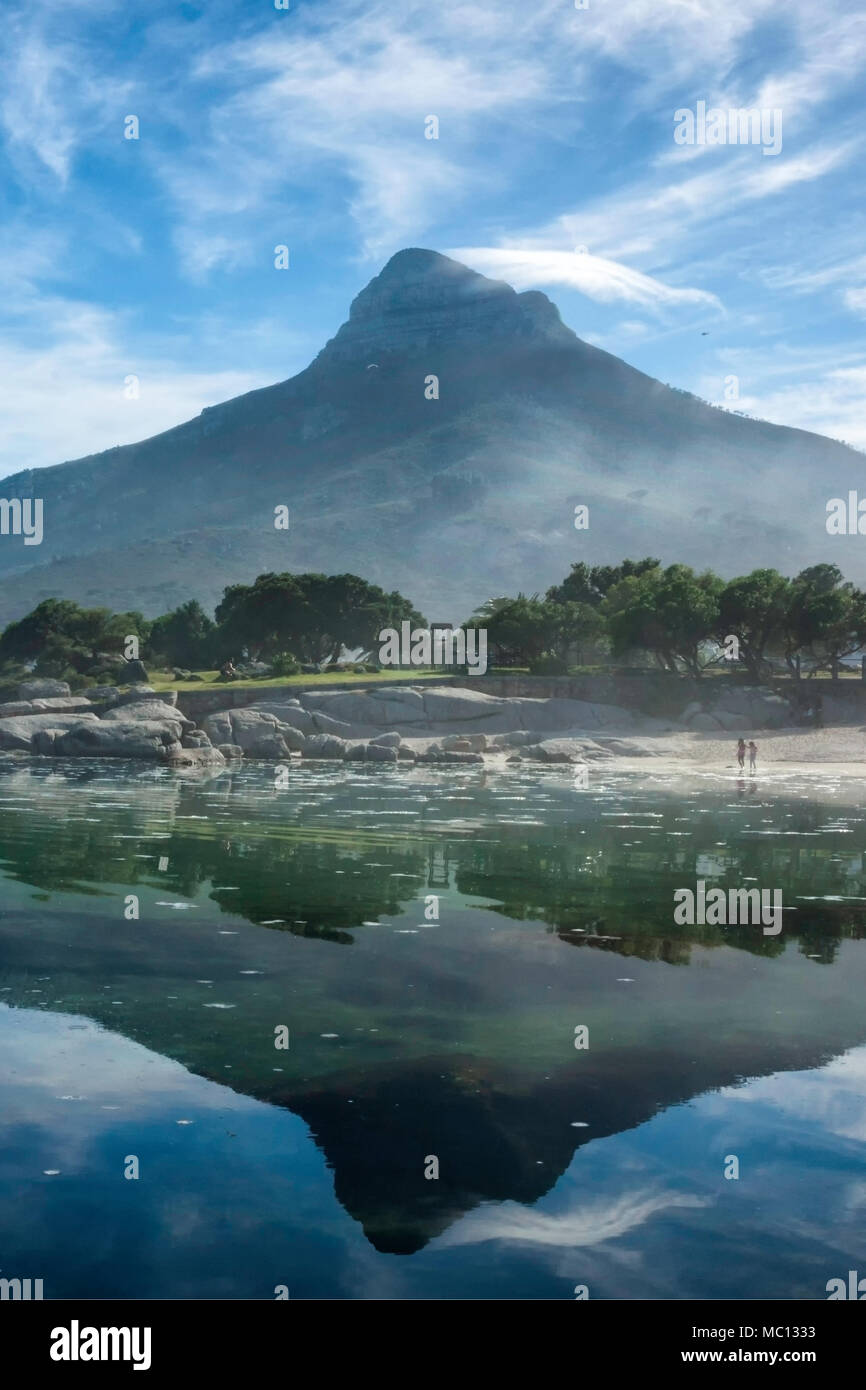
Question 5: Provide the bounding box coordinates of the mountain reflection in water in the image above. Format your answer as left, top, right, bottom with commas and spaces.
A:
1, 759, 865, 1296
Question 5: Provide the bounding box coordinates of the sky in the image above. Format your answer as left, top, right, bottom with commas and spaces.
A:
1, 0, 865, 481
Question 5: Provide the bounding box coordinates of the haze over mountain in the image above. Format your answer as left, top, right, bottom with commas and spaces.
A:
0, 248, 862, 629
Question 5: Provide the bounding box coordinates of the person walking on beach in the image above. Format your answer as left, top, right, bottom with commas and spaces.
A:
736, 738, 746, 771
748, 740, 757, 773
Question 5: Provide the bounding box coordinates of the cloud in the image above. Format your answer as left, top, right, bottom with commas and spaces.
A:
0, 300, 272, 478
436, 1187, 708, 1250
449, 246, 722, 312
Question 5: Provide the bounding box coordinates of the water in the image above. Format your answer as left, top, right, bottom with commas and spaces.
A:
2, 758, 865, 1299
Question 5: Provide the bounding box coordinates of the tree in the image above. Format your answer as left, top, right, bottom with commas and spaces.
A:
148, 601, 216, 669
604, 564, 722, 676
784, 564, 866, 677
0, 599, 149, 674
466, 594, 600, 671
716, 569, 790, 681
215, 572, 425, 664
546, 558, 660, 608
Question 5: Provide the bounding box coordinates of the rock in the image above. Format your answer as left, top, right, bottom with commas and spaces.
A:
689, 713, 723, 731
489, 730, 537, 748
121, 659, 149, 683
418, 747, 483, 764
0, 713, 99, 751
274, 723, 306, 752
420, 688, 511, 724
245, 702, 317, 736
181, 731, 212, 749
53, 720, 182, 759
201, 711, 233, 744
115, 685, 157, 705
344, 742, 367, 761
311, 711, 357, 735
102, 701, 192, 731
17, 679, 71, 699
166, 746, 226, 767
681, 701, 704, 720
84, 686, 121, 705
441, 733, 486, 752
528, 739, 584, 763
369, 731, 402, 747
0, 697, 93, 718
202, 708, 291, 758
302, 733, 348, 759
217, 744, 244, 759
397, 745, 416, 760
31, 729, 61, 755
364, 743, 399, 762
302, 687, 426, 727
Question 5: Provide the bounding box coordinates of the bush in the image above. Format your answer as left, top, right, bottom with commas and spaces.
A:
270, 651, 301, 676
529, 654, 569, 675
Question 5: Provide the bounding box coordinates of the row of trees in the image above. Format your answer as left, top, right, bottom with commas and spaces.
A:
464, 560, 866, 679
0, 573, 426, 684
2, 559, 864, 687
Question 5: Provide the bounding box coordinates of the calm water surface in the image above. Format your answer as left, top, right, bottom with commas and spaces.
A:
1, 758, 865, 1299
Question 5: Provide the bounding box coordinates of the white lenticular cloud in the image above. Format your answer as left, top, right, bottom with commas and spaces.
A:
448, 247, 722, 312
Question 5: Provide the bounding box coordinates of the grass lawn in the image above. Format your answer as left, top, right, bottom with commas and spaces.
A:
147, 668, 453, 693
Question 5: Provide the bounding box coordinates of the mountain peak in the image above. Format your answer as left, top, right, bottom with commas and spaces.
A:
318, 247, 575, 362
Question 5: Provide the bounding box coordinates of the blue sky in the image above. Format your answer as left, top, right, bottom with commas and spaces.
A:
1, 0, 865, 480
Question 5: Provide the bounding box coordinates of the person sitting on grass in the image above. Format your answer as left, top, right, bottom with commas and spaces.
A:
219, 658, 238, 682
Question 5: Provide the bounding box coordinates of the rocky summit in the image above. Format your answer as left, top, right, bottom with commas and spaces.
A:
0, 248, 863, 626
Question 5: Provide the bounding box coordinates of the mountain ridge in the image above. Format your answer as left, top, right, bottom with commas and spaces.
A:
0, 247, 861, 627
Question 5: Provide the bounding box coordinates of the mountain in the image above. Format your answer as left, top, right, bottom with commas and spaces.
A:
0, 247, 862, 628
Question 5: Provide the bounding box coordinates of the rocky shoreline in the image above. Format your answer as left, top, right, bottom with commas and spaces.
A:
0, 677, 816, 769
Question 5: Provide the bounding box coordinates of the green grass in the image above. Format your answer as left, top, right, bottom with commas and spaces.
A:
146, 668, 452, 693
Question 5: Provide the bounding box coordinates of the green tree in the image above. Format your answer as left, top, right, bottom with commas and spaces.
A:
215, 572, 425, 664
147, 601, 216, 669
604, 564, 722, 676
784, 565, 866, 677
466, 594, 600, 671
716, 569, 790, 681
546, 558, 660, 608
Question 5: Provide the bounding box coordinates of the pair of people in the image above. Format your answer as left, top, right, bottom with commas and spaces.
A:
736, 738, 757, 772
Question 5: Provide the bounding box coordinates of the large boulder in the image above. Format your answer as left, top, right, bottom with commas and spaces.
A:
53, 720, 182, 759
488, 730, 538, 748
120, 659, 149, 683
181, 731, 212, 749
689, 713, 724, 731
302, 687, 427, 728
102, 701, 192, 731
420, 687, 513, 726
201, 708, 291, 759
441, 732, 486, 752
0, 697, 93, 718
363, 742, 399, 762
115, 685, 158, 705
17, 679, 71, 699
710, 686, 793, 729
0, 712, 99, 751
83, 686, 121, 705
217, 744, 244, 760
311, 711, 357, 735
246, 702, 317, 736
369, 731, 402, 747
521, 738, 585, 763
302, 733, 348, 759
